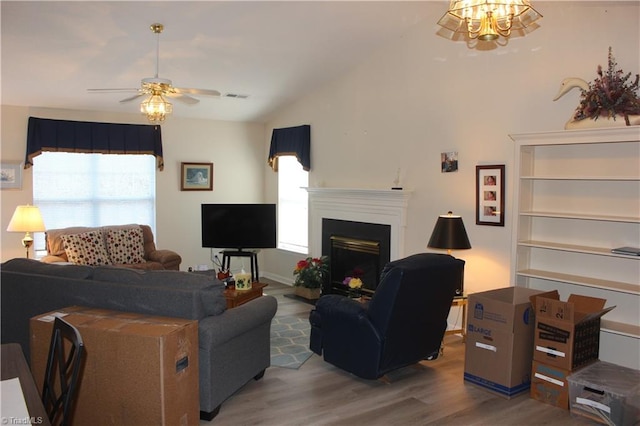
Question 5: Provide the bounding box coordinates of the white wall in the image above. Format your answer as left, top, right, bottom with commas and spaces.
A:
0, 105, 265, 268
2, 2, 638, 287
261, 2, 640, 293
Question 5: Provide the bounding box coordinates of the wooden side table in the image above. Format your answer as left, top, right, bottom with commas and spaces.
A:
440, 294, 468, 356
224, 282, 267, 309
445, 294, 468, 338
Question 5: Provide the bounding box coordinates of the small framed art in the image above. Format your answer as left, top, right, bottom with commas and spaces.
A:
181, 162, 213, 191
1, 162, 23, 190
476, 164, 505, 226
441, 152, 458, 173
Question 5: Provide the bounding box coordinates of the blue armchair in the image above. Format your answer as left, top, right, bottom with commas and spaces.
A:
309, 253, 464, 380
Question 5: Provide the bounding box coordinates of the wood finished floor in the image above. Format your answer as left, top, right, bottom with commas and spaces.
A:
203, 280, 588, 425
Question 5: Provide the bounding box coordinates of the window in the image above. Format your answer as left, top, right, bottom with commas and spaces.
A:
277, 156, 308, 254
32, 152, 156, 253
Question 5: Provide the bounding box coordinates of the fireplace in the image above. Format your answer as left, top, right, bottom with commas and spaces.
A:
322, 219, 390, 296
306, 187, 412, 296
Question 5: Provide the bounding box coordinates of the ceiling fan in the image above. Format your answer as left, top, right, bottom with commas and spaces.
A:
88, 23, 220, 121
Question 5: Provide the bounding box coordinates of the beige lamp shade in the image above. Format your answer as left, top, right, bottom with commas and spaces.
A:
7, 205, 46, 258
7, 205, 46, 233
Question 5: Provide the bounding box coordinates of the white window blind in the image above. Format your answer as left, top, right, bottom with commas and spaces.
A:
277, 156, 308, 254
32, 152, 156, 252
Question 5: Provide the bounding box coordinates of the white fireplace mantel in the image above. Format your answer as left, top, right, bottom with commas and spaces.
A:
306, 188, 412, 261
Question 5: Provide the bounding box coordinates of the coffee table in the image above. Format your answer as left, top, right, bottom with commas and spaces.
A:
224, 282, 267, 309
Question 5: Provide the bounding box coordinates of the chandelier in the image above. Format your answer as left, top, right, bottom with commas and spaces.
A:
437, 0, 542, 42
140, 91, 173, 123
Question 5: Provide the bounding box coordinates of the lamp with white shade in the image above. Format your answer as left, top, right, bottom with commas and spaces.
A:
6, 205, 46, 258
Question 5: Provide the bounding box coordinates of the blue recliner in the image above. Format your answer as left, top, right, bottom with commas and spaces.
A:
309, 253, 464, 380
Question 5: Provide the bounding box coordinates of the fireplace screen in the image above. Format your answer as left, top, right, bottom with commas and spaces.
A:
330, 236, 380, 296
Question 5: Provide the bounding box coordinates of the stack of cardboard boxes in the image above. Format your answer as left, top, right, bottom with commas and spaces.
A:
529, 291, 614, 410
463, 286, 616, 408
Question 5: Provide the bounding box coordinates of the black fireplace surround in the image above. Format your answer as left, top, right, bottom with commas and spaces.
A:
321, 219, 391, 296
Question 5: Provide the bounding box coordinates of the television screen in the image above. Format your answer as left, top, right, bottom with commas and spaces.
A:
201, 204, 277, 250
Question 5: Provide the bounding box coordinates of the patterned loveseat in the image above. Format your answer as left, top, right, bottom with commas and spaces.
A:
42, 224, 181, 270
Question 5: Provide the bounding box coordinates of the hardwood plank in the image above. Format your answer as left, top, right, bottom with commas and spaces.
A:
204, 281, 585, 425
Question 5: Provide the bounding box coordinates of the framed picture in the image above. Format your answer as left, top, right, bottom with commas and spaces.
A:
1, 162, 23, 190
476, 164, 505, 226
441, 152, 458, 173
181, 162, 213, 191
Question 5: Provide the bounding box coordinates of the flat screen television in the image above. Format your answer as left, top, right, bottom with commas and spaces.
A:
201, 204, 276, 250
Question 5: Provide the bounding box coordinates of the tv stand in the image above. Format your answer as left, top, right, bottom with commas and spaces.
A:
221, 250, 260, 282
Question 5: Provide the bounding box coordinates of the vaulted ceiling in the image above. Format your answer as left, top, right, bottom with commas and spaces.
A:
1, 1, 439, 122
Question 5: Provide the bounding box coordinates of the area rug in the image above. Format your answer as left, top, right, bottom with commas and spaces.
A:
270, 315, 313, 369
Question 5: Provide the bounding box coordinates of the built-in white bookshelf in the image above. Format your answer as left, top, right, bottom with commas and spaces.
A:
510, 126, 640, 369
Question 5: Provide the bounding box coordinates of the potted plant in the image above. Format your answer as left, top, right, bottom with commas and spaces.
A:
293, 256, 329, 300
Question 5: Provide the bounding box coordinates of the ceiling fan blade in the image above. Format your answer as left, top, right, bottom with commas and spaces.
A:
166, 92, 200, 105
88, 88, 140, 93
174, 87, 221, 97
119, 93, 146, 103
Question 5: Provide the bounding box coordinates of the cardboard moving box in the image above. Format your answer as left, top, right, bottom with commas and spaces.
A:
531, 360, 594, 410
464, 287, 546, 399
531, 292, 615, 371
30, 306, 199, 426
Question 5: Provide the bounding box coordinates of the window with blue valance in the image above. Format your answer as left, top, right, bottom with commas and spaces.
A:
268, 124, 310, 171
25, 117, 164, 170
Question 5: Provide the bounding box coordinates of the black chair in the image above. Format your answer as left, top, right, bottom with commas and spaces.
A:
309, 253, 464, 380
42, 317, 85, 426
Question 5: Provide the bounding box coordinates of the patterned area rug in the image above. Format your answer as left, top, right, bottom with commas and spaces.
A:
270, 315, 313, 369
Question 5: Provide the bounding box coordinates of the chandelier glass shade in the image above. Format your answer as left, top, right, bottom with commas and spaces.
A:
437, 0, 542, 41
141, 92, 173, 123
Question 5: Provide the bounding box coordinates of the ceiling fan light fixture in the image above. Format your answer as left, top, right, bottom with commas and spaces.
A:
141, 92, 172, 123
88, 22, 221, 118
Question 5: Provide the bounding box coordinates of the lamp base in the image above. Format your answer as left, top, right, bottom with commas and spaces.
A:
21, 233, 34, 259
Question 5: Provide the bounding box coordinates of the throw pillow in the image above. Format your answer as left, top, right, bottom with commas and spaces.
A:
61, 231, 112, 266
106, 227, 146, 265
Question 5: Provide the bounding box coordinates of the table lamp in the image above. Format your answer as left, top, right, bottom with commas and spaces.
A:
6, 204, 46, 258
428, 211, 471, 254
428, 211, 471, 296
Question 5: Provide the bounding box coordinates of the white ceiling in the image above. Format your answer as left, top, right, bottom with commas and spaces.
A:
1, 1, 441, 123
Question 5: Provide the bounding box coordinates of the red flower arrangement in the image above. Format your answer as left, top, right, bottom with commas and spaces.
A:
293, 256, 329, 289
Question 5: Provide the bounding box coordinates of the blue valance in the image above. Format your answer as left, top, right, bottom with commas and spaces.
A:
25, 117, 164, 170
268, 124, 310, 171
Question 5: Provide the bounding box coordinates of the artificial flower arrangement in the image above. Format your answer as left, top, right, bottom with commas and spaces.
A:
574, 47, 640, 125
343, 267, 364, 298
293, 256, 329, 289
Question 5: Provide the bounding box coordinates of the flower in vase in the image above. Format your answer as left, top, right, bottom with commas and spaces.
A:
343, 276, 363, 298
293, 256, 329, 289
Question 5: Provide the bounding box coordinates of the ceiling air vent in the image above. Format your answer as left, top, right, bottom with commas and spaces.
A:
223, 93, 249, 99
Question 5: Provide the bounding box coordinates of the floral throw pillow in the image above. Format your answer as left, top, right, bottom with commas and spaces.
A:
61, 231, 112, 266
105, 227, 146, 265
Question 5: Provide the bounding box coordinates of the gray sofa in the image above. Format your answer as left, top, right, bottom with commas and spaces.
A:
0, 258, 277, 421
